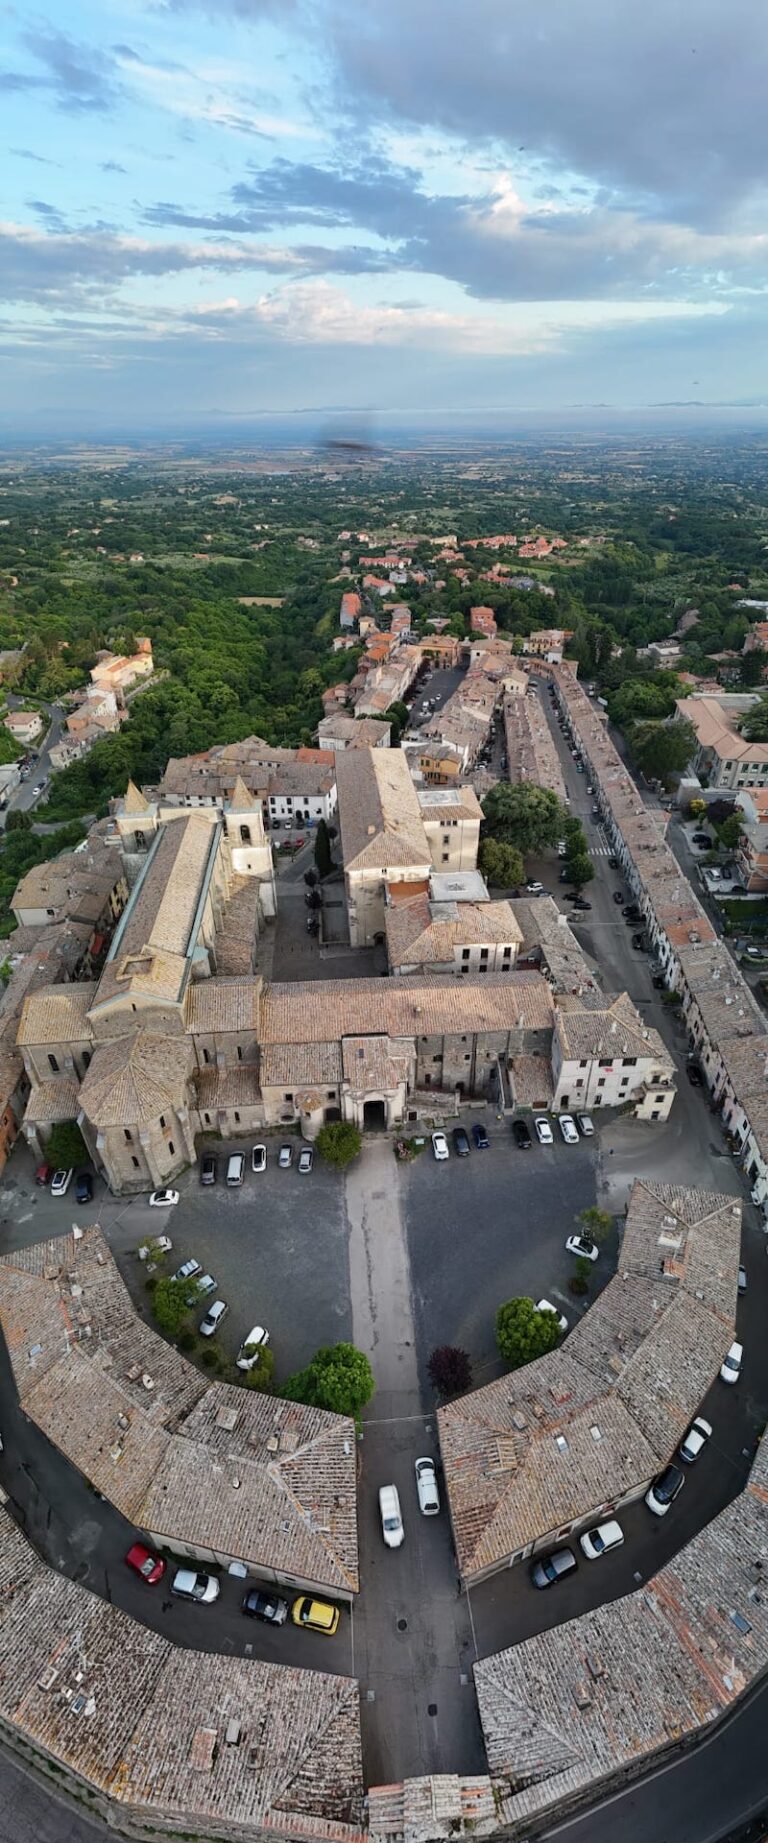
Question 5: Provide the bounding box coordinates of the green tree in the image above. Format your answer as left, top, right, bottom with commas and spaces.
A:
569, 1257, 592, 1297
314, 818, 332, 877
717, 813, 742, 850
577, 1206, 613, 1246
242, 1346, 275, 1392
482, 782, 564, 854
47, 1121, 88, 1169
478, 836, 524, 889
316, 1120, 362, 1166
5, 810, 31, 833
628, 718, 696, 786
152, 1276, 193, 1341
566, 851, 594, 889
740, 648, 767, 689
739, 695, 768, 741
283, 1342, 374, 1419
495, 1296, 562, 1368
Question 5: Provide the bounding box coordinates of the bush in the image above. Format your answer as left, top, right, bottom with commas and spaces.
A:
200, 1346, 219, 1369
47, 1120, 89, 1169
568, 1274, 589, 1297
495, 1296, 561, 1369
152, 1276, 193, 1340
427, 1346, 473, 1398
282, 1342, 374, 1418
576, 1206, 612, 1246
316, 1120, 362, 1167
177, 1329, 196, 1352
243, 1347, 275, 1392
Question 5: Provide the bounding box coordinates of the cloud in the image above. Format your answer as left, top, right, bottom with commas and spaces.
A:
9, 147, 59, 166
17, 26, 123, 112
101, 161, 127, 175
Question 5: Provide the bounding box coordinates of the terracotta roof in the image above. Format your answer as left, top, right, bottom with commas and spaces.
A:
554, 991, 670, 1065
95, 815, 218, 1010
385, 896, 522, 969
438, 1181, 740, 1581
185, 978, 259, 1034
0, 1227, 359, 1597
261, 974, 555, 1046
341, 1036, 411, 1095
260, 1042, 343, 1088
16, 982, 97, 1046
335, 750, 430, 871
78, 1031, 192, 1129
23, 1077, 81, 1124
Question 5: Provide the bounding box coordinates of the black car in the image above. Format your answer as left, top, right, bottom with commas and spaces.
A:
452, 1126, 471, 1157
686, 1062, 704, 1086
607, 856, 619, 869
612, 890, 624, 905
242, 1588, 289, 1625
652, 973, 666, 989
571, 897, 592, 911
631, 933, 646, 950
622, 905, 639, 919
75, 1170, 93, 1205
200, 1153, 217, 1186
472, 1122, 490, 1149
692, 832, 712, 847
559, 867, 572, 883
512, 1118, 532, 1149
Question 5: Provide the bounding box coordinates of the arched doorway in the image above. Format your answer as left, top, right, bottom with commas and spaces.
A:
363, 1099, 387, 1130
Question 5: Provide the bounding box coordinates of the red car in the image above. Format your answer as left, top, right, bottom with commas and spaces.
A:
125, 1542, 166, 1585
34, 1163, 53, 1187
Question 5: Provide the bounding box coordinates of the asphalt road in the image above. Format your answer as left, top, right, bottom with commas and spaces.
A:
0, 698, 63, 825
406, 662, 466, 731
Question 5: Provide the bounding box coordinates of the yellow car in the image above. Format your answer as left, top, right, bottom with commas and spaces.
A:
291, 1595, 340, 1636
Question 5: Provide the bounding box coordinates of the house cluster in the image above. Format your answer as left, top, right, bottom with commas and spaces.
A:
503, 682, 568, 806
51, 638, 154, 770
675, 689, 768, 792
158, 739, 338, 832
552, 665, 768, 1219
416, 639, 518, 769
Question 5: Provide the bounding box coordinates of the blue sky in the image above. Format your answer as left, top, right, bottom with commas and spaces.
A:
2, 0, 767, 428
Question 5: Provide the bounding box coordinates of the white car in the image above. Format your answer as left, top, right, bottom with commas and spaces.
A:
138, 1235, 173, 1261
236, 1325, 270, 1370
534, 1117, 553, 1145
173, 1257, 201, 1285
432, 1131, 449, 1161
171, 1569, 220, 1604
525, 880, 544, 894
298, 1145, 314, 1174
579, 1518, 624, 1561
557, 841, 567, 857
679, 1416, 713, 1464
536, 1299, 568, 1334
50, 1168, 73, 1197
565, 1234, 598, 1262
558, 1114, 579, 1144
720, 1340, 743, 1384
251, 1144, 267, 1173
188, 1273, 216, 1302
278, 1144, 293, 1169
200, 1299, 228, 1338
414, 1457, 440, 1516
378, 1484, 405, 1549
577, 1114, 594, 1137
149, 1189, 179, 1209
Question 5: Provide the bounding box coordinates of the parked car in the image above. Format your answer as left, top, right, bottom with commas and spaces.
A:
236, 1325, 270, 1370
298, 1144, 314, 1174
524, 880, 544, 895
557, 841, 567, 857
138, 1235, 172, 1261
536, 1299, 567, 1334
607, 856, 619, 869
242, 1588, 289, 1624
414, 1457, 440, 1516
125, 1542, 165, 1585
226, 1153, 245, 1186
75, 1170, 93, 1205
171, 1569, 220, 1604
251, 1144, 267, 1173
623, 905, 640, 919
291, 1595, 340, 1636
530, 1547, 577, 1590
173, 1257, 201, 1285
51, 1168, 73, 1198
558, 1114, 579, 1144
686, 1063, 704, 1087
579, 1519, 624, 1561
692, 831, 712, 847
432, 1131, 449, 1161
570, 898, 592, 911
187, 1272, 216, 1303
200, 1299, 229, 1338
472, 1122, 490, 1149
613, 890, 624, 905
565, 1234, 598, 1262
149, 1188, 179, 1208
679, 1416, 713, 1464
534, 1116, 554, 1145
379, 1484, 405, 1549
738, 1263, 747, 1294
512, 1118, 532, 1149
200, 1153, 217, 1186
278, 1143, 293, 1169
645, 1463, 685, 1517
577, 1114, 594, 1136
631, 933, 646, 950
452, 1126, 470, 1157
34, 1163, 52, 1186
720, 1340, 743, 1384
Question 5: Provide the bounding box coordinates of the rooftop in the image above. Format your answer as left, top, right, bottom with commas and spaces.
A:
385, 895, 522, 971
438, 1181, 740, 1582
0, 1227, 359, 1597
335, 749, 431, 871
260, 974, 555, 1047
94, 814, 220, 1011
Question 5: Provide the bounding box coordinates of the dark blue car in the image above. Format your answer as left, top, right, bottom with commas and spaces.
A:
471, 1123, 490, 1149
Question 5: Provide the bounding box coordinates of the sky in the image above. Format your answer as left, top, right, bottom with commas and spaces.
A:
2, 0, 768, 430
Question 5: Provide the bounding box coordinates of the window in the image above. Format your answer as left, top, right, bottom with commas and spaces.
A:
442, 852, 449, 863
237, 1046, 243, 1061
579, 1059, 588, 1069
82, 1050, 91, 1069
47, 1053, 59, 1073
202, 1046, 210, 1065
284, 1092, 293, 1102
124, 1128, 132, 1144
203, 1112, 211, 1124
327, 1090, 335, 1100
234, 1113, 240, 1124
159, 1114, 166, 1130
597, 1077, 606, 1088
462, 947, 471, 960
168, 1140, 175, 1155
131, 1156, 139, 1169
622, 1057, 637, 1068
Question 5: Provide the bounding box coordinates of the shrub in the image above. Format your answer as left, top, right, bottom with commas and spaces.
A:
576, 1206, 612, 1245
282, 1342, 373, 1418
568, 1274, 589, 1296
427, 1346, 473, 1398
47, 1120, 89, 1170
200, 1346, 219, 1369
243, 1347, 276, 1392
495, 1296, 561, 1369
177, 1329, 196, 1352
152, 1276, 192, 1340
316, 1120, 362, 1167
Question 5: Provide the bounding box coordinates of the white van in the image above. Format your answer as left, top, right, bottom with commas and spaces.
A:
379, 1484, 405, 1549
226, 1153, 245, 1187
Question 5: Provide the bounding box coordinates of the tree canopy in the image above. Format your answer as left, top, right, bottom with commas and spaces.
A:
282, 1342, 374, 1419
478, 836, 524, 890
627, 718, 696, 786
315, 1121, 362, 1167
482, 781, 564, 855
495, 1296, 562, 1368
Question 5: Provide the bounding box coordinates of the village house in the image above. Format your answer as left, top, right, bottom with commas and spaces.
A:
90, 636, 153, 699
3, 708, 42, 747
